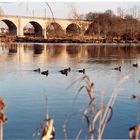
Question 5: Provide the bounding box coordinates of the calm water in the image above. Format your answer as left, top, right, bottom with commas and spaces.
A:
0, 43, 140, 139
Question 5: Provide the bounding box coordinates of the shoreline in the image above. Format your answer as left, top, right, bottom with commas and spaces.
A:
0, 36, 140, 44
1, 42, 140, 47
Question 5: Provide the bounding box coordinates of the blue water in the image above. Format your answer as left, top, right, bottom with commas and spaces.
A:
0, 43, 140, 139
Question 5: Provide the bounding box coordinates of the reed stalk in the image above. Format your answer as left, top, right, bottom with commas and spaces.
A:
65, 75, 129, 140
0, 121, 3, 140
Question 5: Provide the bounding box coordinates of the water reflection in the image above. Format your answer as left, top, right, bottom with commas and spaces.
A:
0, 43, 140, 65
46, 45, 66, 58
33, 44, 44, 55
66, 45, 82, 57
8, 44, 17, 54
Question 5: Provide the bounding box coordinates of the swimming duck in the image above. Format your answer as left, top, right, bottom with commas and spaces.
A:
114, 66, 121, 71
132, 94, 140, 100
59, 67, 71, 74
59, 69, 68, 76
78, 69, 85, 74
133, 63, 138, 68
64, 67, 71, 72
33, 68, 41, 73
132, 95, 136, 99
41, 70, 49, 76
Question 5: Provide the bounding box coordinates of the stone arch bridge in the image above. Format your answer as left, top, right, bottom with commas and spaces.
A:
0, 15, 90, 38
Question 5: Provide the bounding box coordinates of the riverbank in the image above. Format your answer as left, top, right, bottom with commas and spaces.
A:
0, 36, 140, 43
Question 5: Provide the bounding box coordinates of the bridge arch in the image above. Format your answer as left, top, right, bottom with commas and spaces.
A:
46, 22, 65, 37
1, 19, 17, 35
66, 23, 81, 35
24, 21, 43, 37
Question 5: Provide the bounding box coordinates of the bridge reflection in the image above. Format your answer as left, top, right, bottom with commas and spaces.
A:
0, 43, 140, 66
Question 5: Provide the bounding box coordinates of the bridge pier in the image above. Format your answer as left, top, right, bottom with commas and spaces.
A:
43, 29, 46, 38
17, 17, 24, 37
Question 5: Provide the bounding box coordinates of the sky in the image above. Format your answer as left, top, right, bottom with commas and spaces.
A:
0, 1, 140, 19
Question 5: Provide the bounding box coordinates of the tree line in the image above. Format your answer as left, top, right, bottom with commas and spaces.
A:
81, 9, 140, 42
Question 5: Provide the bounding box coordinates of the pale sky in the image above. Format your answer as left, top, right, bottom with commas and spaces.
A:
0, 1, 140, 19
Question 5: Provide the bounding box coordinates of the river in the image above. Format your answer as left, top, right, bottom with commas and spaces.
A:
0, 43, 140, 139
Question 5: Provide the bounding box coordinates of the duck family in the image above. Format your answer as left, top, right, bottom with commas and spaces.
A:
33, 67, 86, 76
34, 62, 139, 77
113, 63, 139, 72
33, 68, 49, 76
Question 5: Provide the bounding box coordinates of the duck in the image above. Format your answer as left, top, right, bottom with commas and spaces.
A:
78, 69, 85, 74
64, 67, 71, 72
59, 67, 71, 74
132, 95, 137, 99
114, 66, 121, 71
132, 63, 138, 68
132, 94, 140, 100
59, 69, 68, 76
41, 70, 49, 76
33, 68, 41, 73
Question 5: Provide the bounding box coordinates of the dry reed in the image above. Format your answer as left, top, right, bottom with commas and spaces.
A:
64, 74, 129, 140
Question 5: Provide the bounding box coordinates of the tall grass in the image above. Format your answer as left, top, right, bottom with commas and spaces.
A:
130, 95, 140, 140
64, 75, 129, 140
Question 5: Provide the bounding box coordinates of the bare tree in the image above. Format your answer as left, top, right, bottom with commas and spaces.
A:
69, 4, 86, 36
0, 7, 4, 16
117, 7, 124, 18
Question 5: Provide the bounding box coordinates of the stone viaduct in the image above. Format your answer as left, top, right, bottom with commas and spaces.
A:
0, 15, 90, 38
